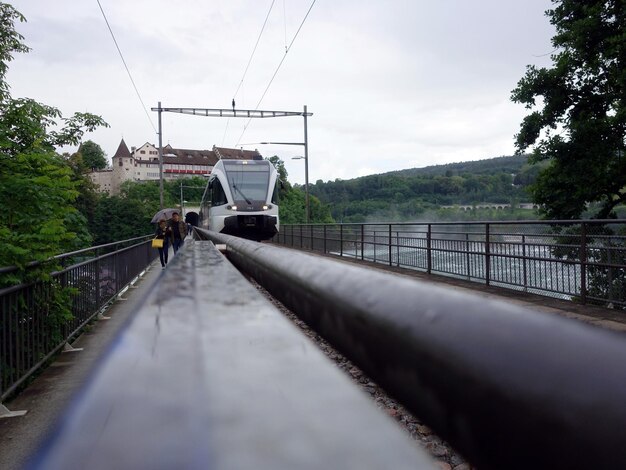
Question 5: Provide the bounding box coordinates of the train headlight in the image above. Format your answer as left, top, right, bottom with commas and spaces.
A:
227, 205, 238, 211
263, 204, 272, 210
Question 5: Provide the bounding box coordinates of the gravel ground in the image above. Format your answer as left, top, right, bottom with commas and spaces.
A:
252, 279, 473, 470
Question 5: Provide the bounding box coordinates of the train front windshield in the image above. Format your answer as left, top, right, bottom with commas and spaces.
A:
223, 161, 270, 202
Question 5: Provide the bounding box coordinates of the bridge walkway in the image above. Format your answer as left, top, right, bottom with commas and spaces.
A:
0, 262, 163, 470
1, 240, 625, 469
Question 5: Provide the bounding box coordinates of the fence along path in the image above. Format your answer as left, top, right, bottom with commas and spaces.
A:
0, 235, 157, 414
275, 219, 626, 308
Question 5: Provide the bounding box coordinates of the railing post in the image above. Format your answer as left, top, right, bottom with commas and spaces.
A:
607, 244, 614, 303
340, 224, 344, 257
427, 224, 432, 274
95, 255, 101, 309
580, 222, 587, 304
300, 225, 303, 249
373, 231, 377, 262
388, 225, 393, 267
466, 232, 471, 280
323, 225, 327, 254
396, 232, 400, 267
361, 224, 365, 261
485, 223, 491, 286
522, 234, 528, 291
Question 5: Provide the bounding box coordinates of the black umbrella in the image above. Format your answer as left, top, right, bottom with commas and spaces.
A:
150, 208, 180, 223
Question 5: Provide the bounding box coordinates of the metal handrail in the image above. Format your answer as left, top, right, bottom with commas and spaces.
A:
1, 237, 158, 401
274, 220, 626, 307
0, 234, 153, 275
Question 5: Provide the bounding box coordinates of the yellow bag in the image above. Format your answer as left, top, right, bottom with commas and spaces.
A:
152, 238, 164, 249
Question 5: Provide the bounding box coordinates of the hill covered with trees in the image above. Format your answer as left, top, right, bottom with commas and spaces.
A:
308, 155, 544, 223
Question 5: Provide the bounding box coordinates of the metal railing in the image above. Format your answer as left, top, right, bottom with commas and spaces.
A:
273, 220, 626, 308
0, 235, 157, 402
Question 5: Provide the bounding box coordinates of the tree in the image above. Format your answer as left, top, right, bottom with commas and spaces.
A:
91, 195, 154, 245
0, 3, 107, 278
78, 140, 107, 170
511, 0, 625, 219
279, 187, 333, 224
267, 155, 292, 201
0, 3, 29, 101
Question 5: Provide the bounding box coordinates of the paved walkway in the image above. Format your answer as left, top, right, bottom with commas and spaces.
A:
0, 262, 163, 470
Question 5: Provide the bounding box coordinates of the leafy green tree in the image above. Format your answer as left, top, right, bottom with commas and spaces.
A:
279, 187, 333, 224
165, 177, 207, 205
511, 0, 625, 219
0, 1, 110, 378
0, 3, 28, 101
78, 140, 107, 170
64, 151, 100, 230
267, 155, 292, 202
267, 155, 289, 186
0, 3, 107, 277
91, 195, 154, 245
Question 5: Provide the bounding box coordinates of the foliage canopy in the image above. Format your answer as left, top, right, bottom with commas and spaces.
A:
511, 0, 625, 219
78, 140, 108, 170
0, 3, 107, 277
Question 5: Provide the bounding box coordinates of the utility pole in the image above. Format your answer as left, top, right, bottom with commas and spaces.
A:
157, 101, 164, 210
303, 104, 309, 223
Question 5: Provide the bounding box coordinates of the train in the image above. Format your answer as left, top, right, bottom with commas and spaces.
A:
199, 158, 280, 241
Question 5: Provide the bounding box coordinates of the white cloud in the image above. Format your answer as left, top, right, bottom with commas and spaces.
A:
7, 0, 555, 184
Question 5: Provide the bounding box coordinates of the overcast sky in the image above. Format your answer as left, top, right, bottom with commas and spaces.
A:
8, 0, 555, 184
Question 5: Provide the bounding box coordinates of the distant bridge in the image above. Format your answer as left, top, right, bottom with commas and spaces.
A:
440, 203, 539, 210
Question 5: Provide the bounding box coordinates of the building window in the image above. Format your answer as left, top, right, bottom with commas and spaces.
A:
118, 160, 123, 166
140, 150, 146, 154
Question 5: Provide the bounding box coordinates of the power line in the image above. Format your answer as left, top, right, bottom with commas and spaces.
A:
235, 0, 317, 147
232, 0, 276, 101
283, 0, 287, 51
96, 0, 157, 133
223, 0, 276, 146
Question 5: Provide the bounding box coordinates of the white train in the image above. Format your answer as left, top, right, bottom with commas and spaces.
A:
199, 158, 280, 240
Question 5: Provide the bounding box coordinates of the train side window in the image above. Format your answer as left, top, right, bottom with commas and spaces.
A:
271, 180, 281, 204
212, 179, 227, 206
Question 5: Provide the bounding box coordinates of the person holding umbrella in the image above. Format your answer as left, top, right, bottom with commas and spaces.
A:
155, 219, 171, 269
168, 211, 187, 254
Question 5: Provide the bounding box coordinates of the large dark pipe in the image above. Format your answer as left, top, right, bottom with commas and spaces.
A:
199, 229, 626, 470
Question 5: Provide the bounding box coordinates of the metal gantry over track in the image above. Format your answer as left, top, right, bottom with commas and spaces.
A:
151, 103, 312, 221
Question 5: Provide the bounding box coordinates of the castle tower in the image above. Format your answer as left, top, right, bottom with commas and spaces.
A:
111, 139, 134, 194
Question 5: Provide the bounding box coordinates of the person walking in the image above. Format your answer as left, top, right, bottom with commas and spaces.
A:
168, 211, 187, 254
155, 219, 171, 269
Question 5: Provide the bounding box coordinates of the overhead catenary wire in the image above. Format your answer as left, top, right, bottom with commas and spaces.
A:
283, 0, 288, 52
96, 0, 157, 134
234, 0, 317, 147
232, 0, 276, 102
222, 0, 276, 146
